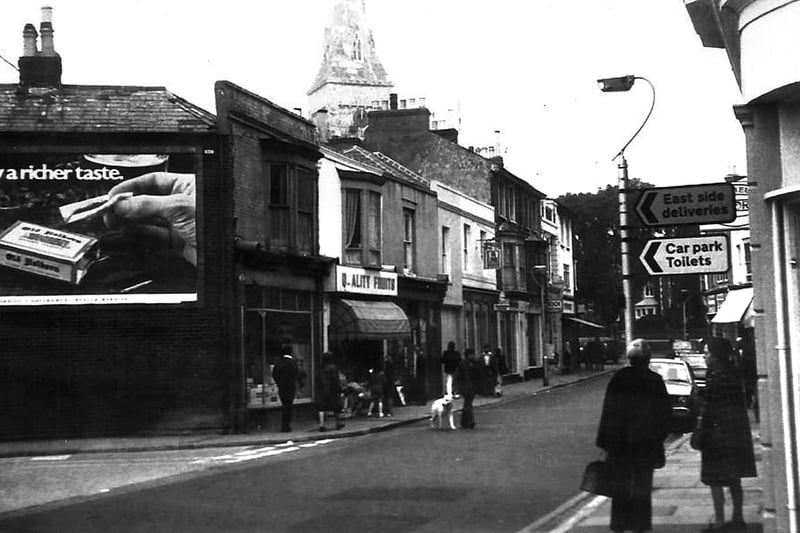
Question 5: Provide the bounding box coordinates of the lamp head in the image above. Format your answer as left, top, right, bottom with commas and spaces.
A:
597, 75, 636, 92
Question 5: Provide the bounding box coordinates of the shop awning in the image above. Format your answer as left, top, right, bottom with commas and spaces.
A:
563, 316, 605, 330
711, 288, 754, 324
330, 299, 411, 340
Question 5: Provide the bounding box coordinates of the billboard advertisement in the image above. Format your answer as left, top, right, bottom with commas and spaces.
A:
0, 153, 198, 305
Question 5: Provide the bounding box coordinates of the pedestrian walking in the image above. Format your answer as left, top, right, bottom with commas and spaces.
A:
480, 344, 494, 396
596, 338, 672, 533
441, 341, 462, 396
317, 352, 345, 432
455, 348, 481, 429
366, 363, 386, 417
272, 345, 304, 433
493, 346, 508, 397
382, 354, 396, 416
697, 337, 757, 533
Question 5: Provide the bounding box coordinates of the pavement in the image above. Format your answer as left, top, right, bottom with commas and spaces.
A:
0, 364, 764, 533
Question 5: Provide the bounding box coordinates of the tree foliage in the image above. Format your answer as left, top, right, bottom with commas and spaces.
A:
558, 179, 655, 329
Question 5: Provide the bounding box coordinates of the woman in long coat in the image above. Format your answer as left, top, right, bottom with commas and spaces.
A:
317, 352, 345, 432
596, 338, 672, 533
699, 337, 757, 532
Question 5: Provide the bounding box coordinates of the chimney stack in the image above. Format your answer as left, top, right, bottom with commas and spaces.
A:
18, 6, 62, 89
390, 93, 398, 110
22, 24, 38, 57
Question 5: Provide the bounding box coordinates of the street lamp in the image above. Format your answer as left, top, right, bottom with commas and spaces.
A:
597, 74, 656, 348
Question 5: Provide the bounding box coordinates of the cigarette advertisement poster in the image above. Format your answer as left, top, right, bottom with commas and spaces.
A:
0, 153, 198, 306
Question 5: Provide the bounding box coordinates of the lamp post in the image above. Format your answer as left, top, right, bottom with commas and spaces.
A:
597, 75, 655, 348
533, 265, 549, 386
679, 288, 690, 341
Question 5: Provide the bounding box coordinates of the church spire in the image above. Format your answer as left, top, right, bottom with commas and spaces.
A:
308, 0, 393, 140
308, 0, 392, 94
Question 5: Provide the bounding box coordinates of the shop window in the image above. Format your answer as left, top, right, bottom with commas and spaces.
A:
243, 286, 315, 408
404, 208, 416, 272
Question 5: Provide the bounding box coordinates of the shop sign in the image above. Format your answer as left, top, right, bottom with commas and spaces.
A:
562, 299, 575, 314
0, 152, 198, 306
334, 265, 398, 296
546, 298, 563, 313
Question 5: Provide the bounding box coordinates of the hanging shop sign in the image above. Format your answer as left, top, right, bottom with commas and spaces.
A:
640, 234, 729, 276
483, 241, 501, 269
635, 183, 736, 226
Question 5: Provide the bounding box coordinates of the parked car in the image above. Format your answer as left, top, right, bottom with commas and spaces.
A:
649, 358, 699, 433
679, 351, 707, 391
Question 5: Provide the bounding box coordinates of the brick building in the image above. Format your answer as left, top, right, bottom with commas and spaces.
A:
0, 11, 227, 438
0, 11, 333, 439
362, 103, 549, 380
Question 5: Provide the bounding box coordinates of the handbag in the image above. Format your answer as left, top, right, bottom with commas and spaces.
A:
580, 460, 617, 497
690, 416, 705, 451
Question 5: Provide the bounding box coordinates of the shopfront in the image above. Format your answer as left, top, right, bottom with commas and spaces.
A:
710, 287, 754, 341
241, 278, 319, 410
325, 265, 412, 394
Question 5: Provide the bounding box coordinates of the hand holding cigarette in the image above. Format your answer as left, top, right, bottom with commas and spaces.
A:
103, 172, 197, 266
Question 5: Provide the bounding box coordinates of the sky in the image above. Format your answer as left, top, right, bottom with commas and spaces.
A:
0, 0, 747, 198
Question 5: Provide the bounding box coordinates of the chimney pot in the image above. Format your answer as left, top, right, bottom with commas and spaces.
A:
41, 6, 53, 23
390, 93, 398, 110
40, 21, 55, 56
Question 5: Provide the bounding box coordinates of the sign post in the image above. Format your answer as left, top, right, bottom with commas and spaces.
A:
640, 234, 729, 276
635, 183, 736, 226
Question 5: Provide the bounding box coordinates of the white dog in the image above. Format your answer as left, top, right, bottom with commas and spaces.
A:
430, 394, 456, 430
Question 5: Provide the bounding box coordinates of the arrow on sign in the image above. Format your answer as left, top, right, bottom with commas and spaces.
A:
641, 240, 662, 273
637, 191, 659, 225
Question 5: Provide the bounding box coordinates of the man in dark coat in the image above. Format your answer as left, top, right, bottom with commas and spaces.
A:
441, 341, 462, 396
455, 348, 481, 429
272, 345, 303, 432
596, 338, 671, 533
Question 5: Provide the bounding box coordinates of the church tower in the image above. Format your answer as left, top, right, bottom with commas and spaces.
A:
308, 0, 393, 141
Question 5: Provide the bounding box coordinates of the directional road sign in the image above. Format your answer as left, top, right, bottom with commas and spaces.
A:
640, 234, 729, 276
635, 183, 736, 226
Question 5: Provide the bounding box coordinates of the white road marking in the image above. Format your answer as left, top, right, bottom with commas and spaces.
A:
191, 440, 330, 465
30, 455, 71, 461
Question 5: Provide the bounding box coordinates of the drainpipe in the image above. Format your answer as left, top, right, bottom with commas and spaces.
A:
771, 201, 799, 532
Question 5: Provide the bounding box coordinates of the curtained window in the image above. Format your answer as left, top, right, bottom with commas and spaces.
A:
344, 189, 362, 264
